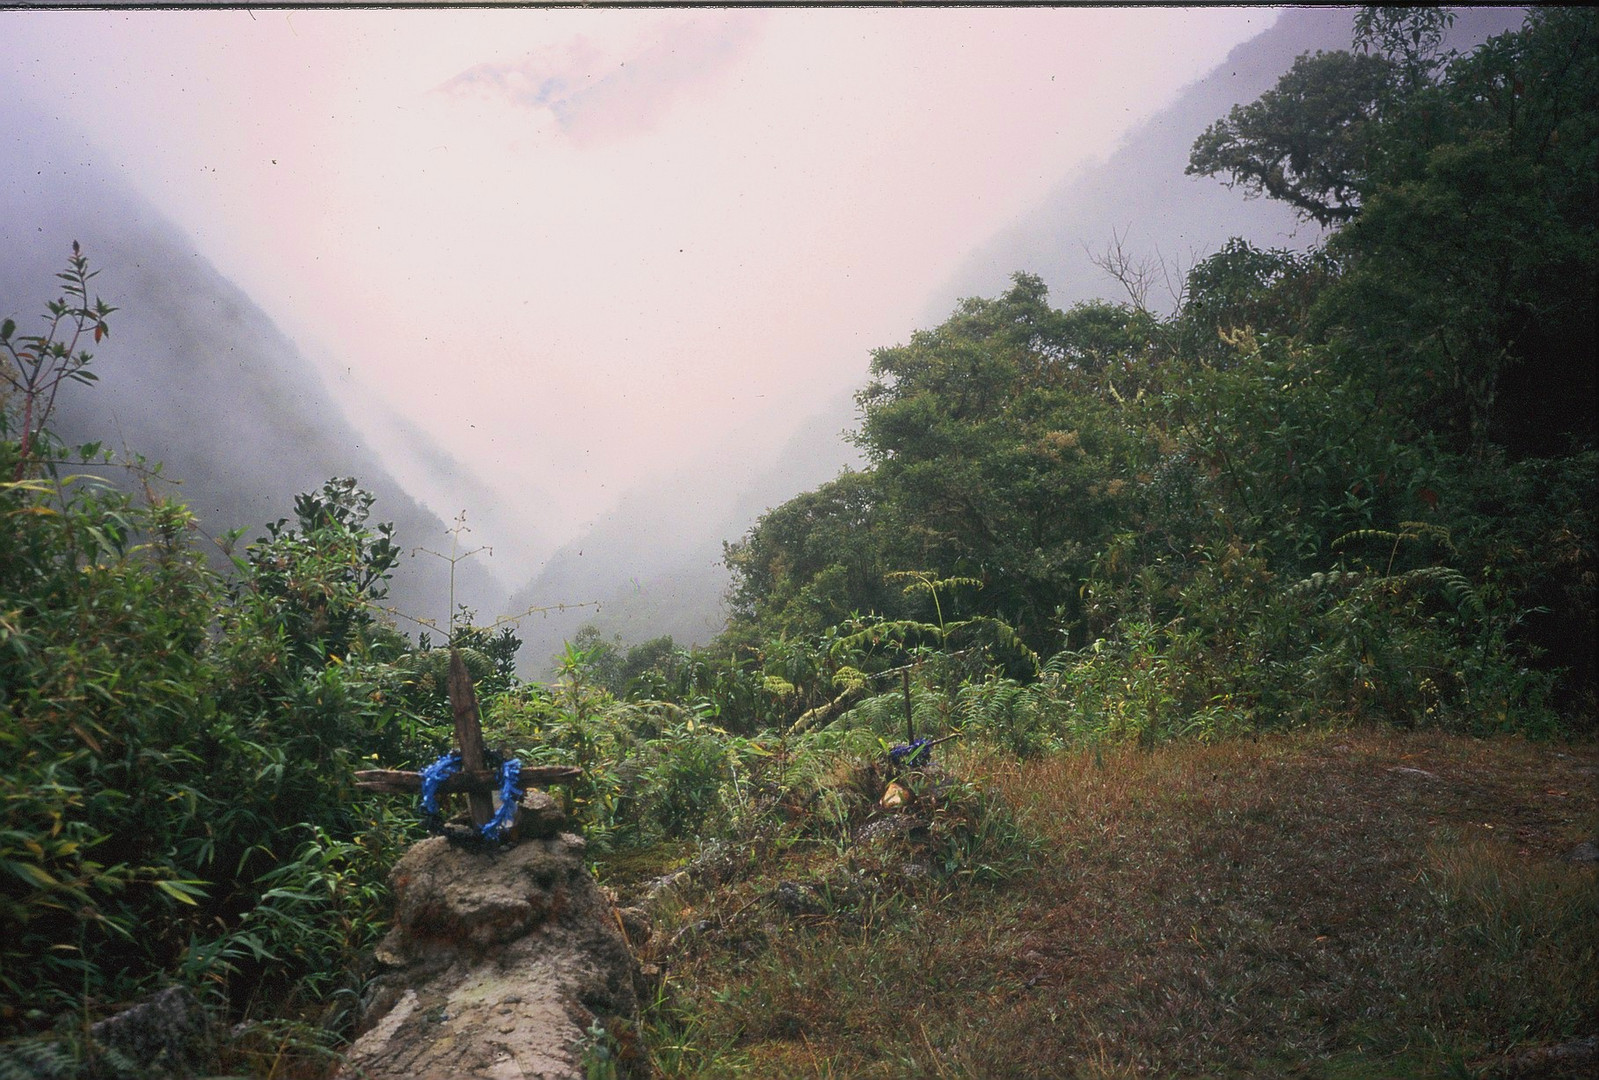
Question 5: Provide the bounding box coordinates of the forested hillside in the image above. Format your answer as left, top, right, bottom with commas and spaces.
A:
2, 8, 1594, 1078
545, 6, 1529, 679
723, 5, 1596, 730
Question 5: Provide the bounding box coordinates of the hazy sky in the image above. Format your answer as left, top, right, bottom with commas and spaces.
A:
4, 7, 1273, 568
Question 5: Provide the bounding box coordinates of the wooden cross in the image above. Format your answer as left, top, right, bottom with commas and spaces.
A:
353, 648, 580, 827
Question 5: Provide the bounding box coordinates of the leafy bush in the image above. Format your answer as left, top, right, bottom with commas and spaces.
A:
0, 462, 420, 1031
1, 467, 219, 1019
2, 251, 426, 1036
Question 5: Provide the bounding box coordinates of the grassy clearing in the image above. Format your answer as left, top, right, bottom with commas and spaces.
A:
621, 731, 1599, 1078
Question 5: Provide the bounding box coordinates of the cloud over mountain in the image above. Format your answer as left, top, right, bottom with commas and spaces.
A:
442, 13, 766, 146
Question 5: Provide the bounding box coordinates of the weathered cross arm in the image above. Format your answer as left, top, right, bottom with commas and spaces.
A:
354, 649, 581, 830
353, 765, 582, 796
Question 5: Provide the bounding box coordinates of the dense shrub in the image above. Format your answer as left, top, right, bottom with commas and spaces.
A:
1, 254, 425, 1036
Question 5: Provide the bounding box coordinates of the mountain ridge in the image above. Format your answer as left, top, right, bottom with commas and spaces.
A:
1, 92, 504, 633
3, 7, 1527, 671
927, 6, 1526, 319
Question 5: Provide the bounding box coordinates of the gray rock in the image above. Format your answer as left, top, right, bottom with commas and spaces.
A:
514, 790, 568, 841
1566, 841, 1599, 864
88, 985, 212, 1078
855, 814, 915, 845
636, 839, 740, 907
614, 907, 652, 948
1491, 1033, 1599, 1077
773, 881, 824, 917
639, 868, 691, 904
341, 834, 641, 1080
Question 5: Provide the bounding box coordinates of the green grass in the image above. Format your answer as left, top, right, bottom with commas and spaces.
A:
622, 731, 1599, 1078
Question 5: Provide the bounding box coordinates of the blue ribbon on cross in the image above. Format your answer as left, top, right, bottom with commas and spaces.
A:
888, 737, 934, 766
418, 749, 524, 841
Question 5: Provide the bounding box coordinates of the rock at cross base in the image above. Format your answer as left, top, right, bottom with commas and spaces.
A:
339, 831, 642, 1080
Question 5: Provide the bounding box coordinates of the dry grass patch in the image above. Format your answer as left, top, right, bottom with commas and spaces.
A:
639, 731, 1598, 1078
985, 734, 1597, 1075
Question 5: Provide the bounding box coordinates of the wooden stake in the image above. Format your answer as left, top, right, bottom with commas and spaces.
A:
903, 668, 915, 745
448, 648, 495, 828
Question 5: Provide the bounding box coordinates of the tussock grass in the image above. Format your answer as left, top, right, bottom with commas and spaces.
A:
634, 731, 1599, 1078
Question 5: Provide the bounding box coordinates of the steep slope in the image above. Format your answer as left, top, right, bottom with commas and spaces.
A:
1, 96, 503, 633
928, 6, 1526, 317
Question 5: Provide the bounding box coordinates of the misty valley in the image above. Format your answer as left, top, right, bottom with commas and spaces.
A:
3, 7, 1596, 1079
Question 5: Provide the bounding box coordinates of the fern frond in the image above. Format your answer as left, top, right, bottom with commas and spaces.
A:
1391, 565, 1486, 618
1332, 528, 1403, 550
831, 665, 869, 692
0, 1038, 78, 1080
884, 570, 983, 592
1040, 650, 1080, 680
1333, 522, 1454, 552
1395, 521, 1456, 552
948, 615, 1041, 674
1288, 570, 1364, 596
833, 619, 943, 653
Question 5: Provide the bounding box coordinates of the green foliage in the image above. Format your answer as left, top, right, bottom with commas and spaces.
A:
386, 615, 526, 752
195, 809, 413, 1028
487, 673, 792, 851
727, 275, 1157, 661
0, 459, 421, 1032
0, 242, 114, 480
721, 6, 1593, 745
1174, 239, 1334, 357
552, 626, 678, 701
855, 278, 1156, 656
576, 1018, 622, 1080
722, 469, 897, 643
1352, 7, 1456, 88
1, 467, 220, 1019
5, 7, 1596, 1063
725, 256, 1568, 742
1187, 48, 1400, 226
240, 476, 400, 667
1205, 7, 1599, 460
1, 253, 434, 1037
